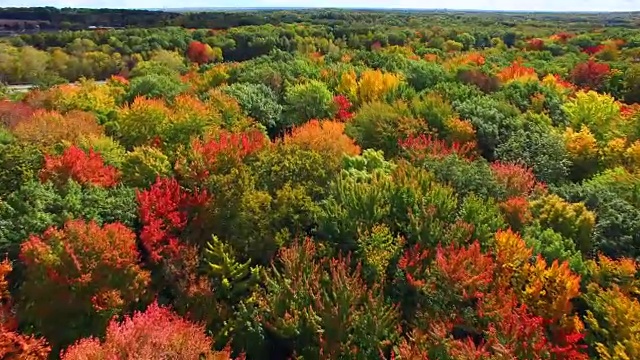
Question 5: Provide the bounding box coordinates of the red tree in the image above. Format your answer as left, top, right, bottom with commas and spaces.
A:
61, 301, 243, 360
137, 177, 210, 263
40, 146, 120, 188
19, 220, 150, 349
570, 60, 611, 90
186, 41, 213, 65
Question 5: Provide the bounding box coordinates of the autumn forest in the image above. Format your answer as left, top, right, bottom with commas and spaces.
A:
1, 7, 640, 360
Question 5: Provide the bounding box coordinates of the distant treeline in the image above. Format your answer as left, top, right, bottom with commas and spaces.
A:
1, 7, 640, 31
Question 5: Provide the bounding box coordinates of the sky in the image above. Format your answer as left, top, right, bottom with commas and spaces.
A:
2, 0, 640, 12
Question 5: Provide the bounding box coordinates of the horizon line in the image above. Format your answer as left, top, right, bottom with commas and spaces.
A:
1, 6, 639, 13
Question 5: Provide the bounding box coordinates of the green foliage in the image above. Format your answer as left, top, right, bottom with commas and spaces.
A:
341, 148, 396, 180
0, 180, 136, 257
529, 193, 596, 255
454, 95, 523, 159
347, 101, 426, 157
236, 239, 400, 359
283, 80, 334, 126
405, 61, 449, 92
0, 141, 42, 198
126, 74, 187, 103
121, 146, 173, 188
457, 193, 506, 247
496, 122, 571, 184
204, 234, 261, 301
223, 83, 283, 135
523, 223, 587, 275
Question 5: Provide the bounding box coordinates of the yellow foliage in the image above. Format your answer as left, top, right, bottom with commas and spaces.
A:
337, 70, 358, 99
357, 69, 402, 103
624, 140, 640, 171
587, 255, 640, 296
494, 229, 531, 275
602, 137, 628, 167
529, 193, 596, 254
284, 119, 361, 162
444, 118, 476, 145
520, 256, 582, 325
52, 80, 119, 116
13, 109, 104, 151
564, 126, 599, 165
584, 284, 640, 360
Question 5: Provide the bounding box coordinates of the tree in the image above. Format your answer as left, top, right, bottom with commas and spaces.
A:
223, 83, 283, 135
284, 80, 334, 126
19, 220, 150, 350
61, 302, 242, 360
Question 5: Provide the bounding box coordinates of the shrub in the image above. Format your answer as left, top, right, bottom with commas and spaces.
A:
137, 177, 211, 263
496, 122, 570, 184
19, 220, 150, 350
529, 194, 596, 255
0, 260, 50, 360
490, 161, 537, 197
126, 74, 187, 103
570, 60, 611, 90
0, 180, 137, 257
562, 90, 622, 142
236, 239, 399, 359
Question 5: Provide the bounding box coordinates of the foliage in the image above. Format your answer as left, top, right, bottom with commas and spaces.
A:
347, 101, 427, 157
61, 302, 240, 360
121, 146, 172, 188
223, 83, 282, 135
283, 80, 334, 127
0, 180, 137, 257
284, 119, 360, 166
19, 219, 150, 350
40, 145, 120, 188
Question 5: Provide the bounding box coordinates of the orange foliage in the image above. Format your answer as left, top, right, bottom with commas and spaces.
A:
497, 60, 539, 83
12, 110, 104, 150
490, 161, 537, 197
0, 260, 51, 360
499, 197, 532, 231
284, 119, 361, 160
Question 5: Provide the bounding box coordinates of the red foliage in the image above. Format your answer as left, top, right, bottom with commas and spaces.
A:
434, 241, 495, 301
137, 177, 211, 263
370, 41, 382, 51
39, 146, 120, 188
500, 196, 532, 230
0, 260, 51, 360
186, 41, 212, 65
177, 130, 267, 181
61, 301, 242, 360
582, 44, 605, 56
527, 38, 545, 51
570, 60, 611, 90
490, 161, 537, 197
551, 32, 574, 43
0, 100, 35, 129
457, 69, 500, 93
19, 220, 150, 349
399, 134, 476, 161
333, 95, 354, 121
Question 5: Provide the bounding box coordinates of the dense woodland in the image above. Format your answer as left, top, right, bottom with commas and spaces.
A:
2, 7, 640, 360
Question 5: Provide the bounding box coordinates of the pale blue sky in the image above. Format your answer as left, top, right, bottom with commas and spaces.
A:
2, 0, 639, 11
